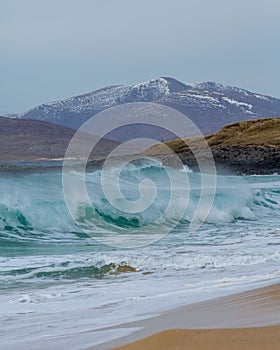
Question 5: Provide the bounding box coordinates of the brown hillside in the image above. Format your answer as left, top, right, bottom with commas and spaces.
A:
146, 118, 280, 156
0, 116, 119, 162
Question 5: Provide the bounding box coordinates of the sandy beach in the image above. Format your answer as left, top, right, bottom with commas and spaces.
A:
114, 327, 280, 350
87, 283, 280, 350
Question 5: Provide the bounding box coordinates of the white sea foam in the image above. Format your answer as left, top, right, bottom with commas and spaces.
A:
1, 169, 280, 349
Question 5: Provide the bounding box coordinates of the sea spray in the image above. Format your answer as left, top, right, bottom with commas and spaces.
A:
0, 166, 279, 243
1, 168, 280, 349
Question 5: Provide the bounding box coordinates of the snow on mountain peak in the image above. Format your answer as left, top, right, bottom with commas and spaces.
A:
18, 77, 280, 133
187, 81, 248, 94
133, 77, 169, 92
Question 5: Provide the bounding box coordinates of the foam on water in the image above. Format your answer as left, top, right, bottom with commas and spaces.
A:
1, 163, 279, 243
1, 164, 280, 348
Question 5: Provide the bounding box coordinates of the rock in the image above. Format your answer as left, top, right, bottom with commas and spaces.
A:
145, 118, 280, 175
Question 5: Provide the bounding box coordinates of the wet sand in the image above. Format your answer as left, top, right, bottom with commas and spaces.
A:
87, 283, 280, 349
114, 327, 280, 350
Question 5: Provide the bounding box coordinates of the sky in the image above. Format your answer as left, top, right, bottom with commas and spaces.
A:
1, 0, 280, 114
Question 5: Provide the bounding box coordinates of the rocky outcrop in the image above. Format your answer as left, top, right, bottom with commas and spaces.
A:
146, 118, 280, 175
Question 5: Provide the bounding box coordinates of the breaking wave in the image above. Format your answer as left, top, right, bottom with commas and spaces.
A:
0, 162, 280, 245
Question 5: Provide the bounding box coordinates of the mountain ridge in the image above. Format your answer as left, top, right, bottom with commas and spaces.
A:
15, 77, 280, 141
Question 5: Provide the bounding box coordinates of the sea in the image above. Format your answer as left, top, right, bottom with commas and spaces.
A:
1, 160, 280, 349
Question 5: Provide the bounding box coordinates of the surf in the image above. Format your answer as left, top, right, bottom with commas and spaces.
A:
1, 161, 280, 245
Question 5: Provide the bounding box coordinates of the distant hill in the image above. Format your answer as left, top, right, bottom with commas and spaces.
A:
146, 118, 280, 175
147, 118, 280, 154
18, 77, 280, 141
0, 117, 119, 162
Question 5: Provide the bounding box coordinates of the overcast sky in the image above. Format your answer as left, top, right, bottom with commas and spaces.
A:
1, 0, 280, 113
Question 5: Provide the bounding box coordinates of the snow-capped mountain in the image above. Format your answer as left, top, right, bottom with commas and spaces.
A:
20, 77, 280, 140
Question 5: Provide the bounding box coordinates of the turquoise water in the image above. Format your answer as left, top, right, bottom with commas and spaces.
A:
1, 163, 280, 349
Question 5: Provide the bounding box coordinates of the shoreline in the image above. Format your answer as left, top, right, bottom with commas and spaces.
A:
86, 282, 280, 350
0, 155, 279, 177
